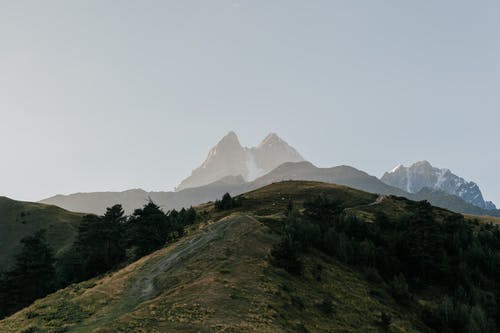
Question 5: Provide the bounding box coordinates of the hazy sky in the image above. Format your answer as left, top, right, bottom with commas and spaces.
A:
1, 1, 499, 205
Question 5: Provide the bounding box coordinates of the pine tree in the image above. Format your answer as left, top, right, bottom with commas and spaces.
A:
0, 230, 55, 317
101, 205, 126, 270
74, 204, 126, 279
127, 201, 171, 258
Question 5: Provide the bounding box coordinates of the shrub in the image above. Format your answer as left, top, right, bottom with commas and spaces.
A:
389, 273, 411, 304
380, 311, 391, 329
319, 295, 334, 315
271, 235, 303, 275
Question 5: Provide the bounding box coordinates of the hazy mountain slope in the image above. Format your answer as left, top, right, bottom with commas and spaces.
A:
40, 176, 248, 215
0, 197, 83, 270
1, 182, 426, 333
148, 175, 248, 213
250, 133, 304, 174
40, 189, 151, 215
176, 132, 304, 191
381, 160, 496, 210
38, 162, 403, 215
176, 131, 248, 191
249, 161, 409, 196
40, 161, 500, 218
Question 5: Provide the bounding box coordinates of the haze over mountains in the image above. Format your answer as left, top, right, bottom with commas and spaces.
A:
40, 132, 499, 217
176, 132, 304, 191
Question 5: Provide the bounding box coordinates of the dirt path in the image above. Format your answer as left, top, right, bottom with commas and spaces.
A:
369, 195, 387, 206
69, 214, 246, 333
126, 214, 244, 303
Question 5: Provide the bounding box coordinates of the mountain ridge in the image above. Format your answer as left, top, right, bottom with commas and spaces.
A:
175, 132, 304, 191
37, 134, 500, 218
39, 160, 500, 218
381, 160, 496, 210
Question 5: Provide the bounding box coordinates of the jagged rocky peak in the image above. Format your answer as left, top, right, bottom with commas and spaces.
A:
202, 131, 245, 167
259, 132, 283, 146
216, 131, 241, 148
381, 161, 496, 210
176, 131, 305, 191
251, 133, 304, 174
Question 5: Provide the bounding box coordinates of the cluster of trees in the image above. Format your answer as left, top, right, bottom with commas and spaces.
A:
0, 231, 55, 318
0, 201, 196, 319
214, 193, 242, 210
60, 202, 196, 284
272, 195, 500, 333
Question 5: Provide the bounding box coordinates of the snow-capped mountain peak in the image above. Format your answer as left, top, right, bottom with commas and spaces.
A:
389, 164, 404, 173
176, 132, 305, 191
381, 161, 496, 210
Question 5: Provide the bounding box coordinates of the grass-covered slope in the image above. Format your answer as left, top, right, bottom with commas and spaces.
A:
0, 197, 83, 270
0, 181, 493, 332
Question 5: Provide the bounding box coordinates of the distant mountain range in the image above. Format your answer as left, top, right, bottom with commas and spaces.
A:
39, 132, 499, 218
176, 132, 304, 191
381, 161, 496, 210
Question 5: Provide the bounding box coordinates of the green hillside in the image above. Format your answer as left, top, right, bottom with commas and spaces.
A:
0, 197, 83, 270
1, 181, 498, 332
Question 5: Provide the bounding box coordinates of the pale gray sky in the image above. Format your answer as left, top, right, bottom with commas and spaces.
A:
1, 1, 499, 205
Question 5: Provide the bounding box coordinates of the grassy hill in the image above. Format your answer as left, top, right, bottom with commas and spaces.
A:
0, 181, 496, 332
0, 197, 83, 270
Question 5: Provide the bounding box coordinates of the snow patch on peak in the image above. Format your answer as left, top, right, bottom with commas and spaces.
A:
244, 151, 266, 181
414, 160, 432, 168
435, 168, 449, 189
381, 161, 496, 210
390, 164, 404, 173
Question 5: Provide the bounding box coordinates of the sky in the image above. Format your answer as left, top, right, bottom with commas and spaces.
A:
0, 1, 499, 205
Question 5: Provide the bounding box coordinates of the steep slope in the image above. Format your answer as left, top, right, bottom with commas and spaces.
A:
250, 133, 304, 175
1, 182, 426, 333
0, 197, 83, 270
176, 132, 248, 191
381, 160, 496, 210
176, 132, 304, 191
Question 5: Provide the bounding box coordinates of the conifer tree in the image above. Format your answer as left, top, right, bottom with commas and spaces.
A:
0, 230, 55, 317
